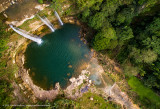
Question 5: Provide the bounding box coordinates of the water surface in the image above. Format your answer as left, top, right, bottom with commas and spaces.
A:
24, 24, 91, 90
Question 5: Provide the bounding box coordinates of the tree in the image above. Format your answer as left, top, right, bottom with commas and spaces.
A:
116, 13, 126, 25
81, 9, 90, 22
124, 65, 139, 77
38, 0, 43, 4
0, 80, 13, 106
144, 75, 159, 89
142, 36, 160, 55
51, 0, 65, 11
76, 0, 103, 10
93, 35, 110, 51
141, 49, 157, 63
93, 27, 117, 51
89, 12, 108, 29
101, 0, 120, 17
146, 17, 160, 34
116, 6, 136, 25
138, 0, 158, 13
0, 20, 9, 58
130, 48, 157, 64
116, 26, 134, 41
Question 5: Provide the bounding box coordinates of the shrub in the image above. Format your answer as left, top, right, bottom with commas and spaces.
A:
38, 0, 43, 4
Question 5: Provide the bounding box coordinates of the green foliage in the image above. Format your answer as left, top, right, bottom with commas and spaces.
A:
76, 0, 103, 10
116, 7, 136, 25
124, 65, 139, 77
0, 80, 13, 106
93, 36, 110, 51
52, 98, 80, 109
74, 1, 160, 107
142, 36, 160, 54
78, 92, 121, 109
36, 93, 121, 109
130, 47, 157, 64
81, 9, 90, 22
101, 0, 119, 17
141, 49, 157, 63
0, 20, 9, 58
116, 13, 126, 25
138, 0, 158, 13
0, 15, 14, 107
146, 17, 160, 34
38, 0, 43, 4
51, 0, 65, 11
89, 12, 107, 29
116, 26, 134, 41
128, 77, 160, 108
138, 0, 147, 5
0, 18, 15, 79
107, 40, 118, 50
142, 59, 160, 89
143, 75, 159, 89
93, 27, 117, 51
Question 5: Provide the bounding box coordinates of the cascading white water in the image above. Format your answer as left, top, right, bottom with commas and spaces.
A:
37, 15, 55, 32
9, 25, 42, 44
55, 11, 63, 26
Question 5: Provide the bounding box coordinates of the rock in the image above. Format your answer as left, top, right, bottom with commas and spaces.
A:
40, 94, 42, 98
68, 65, 72, 68
10, 15, 35, 26
90, 97, 93, 100
70, 77, 76, 82
84, 54, 88, 58
82, 70, 87, 75
25, 79, 29, 84
69, 20, 74, 24
55, 82, 60, 90
22, 55, 24, 64
91, 48, 94, 52
15, 73, 17, 78
19, 84, 24, 90
76, 21, 80, 25
89, 80, 92, 84
48, 11, 51, 15
35, 5, 44, 11
77, 79, 83, 86
67, 73, 70, 76
24, 91, 27, 94
3, 13, 8, 18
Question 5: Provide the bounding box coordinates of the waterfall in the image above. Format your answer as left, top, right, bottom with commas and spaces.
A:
10, 25, 42, 44
55, 11, 63, 26
37, 15, 55, 32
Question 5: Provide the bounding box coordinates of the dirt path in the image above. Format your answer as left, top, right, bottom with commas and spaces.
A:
109, 84, 139, 109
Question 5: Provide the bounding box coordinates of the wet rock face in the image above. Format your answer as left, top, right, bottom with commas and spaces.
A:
0, 0, 23, 13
